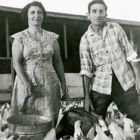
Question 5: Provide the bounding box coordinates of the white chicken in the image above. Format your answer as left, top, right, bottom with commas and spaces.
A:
79, 101, 84, 108
44, 128, 56, 140
123, 115, 134, 140
98, 116, 108, 132
55, 108, 64, 129
109, 122, 125, 140
62, 101, 76, 112
0, 128, 10, 139
93, 125, 112, 140
73, 126, 95, 140
107, 103, 115, 119
74, 120, 83, 140
0, 103, 11, 128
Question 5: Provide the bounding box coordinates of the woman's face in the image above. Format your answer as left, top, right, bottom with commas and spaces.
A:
27, 6, 44, 27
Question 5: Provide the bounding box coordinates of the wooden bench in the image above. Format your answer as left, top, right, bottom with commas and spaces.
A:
0, 74, 12, 104
65, 73, 84, 98
0, 58, 13, 104
0, 72, 84, 104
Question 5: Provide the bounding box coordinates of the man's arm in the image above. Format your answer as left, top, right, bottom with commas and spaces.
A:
116, 23, 140, 93
82, 75, 92, 112
115, 23, 137, 61
79, 36, 93, 112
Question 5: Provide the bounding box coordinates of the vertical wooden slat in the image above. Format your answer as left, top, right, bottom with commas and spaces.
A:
5, 16, 10, 58
11, 58, 15, 87
130, 29, 134, 48
63, 22, 68, 59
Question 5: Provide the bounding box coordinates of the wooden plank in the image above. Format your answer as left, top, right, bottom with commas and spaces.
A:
0, 57, 11, 60
0, 91, 11, 103
11, 59, 15, 87
0, 58, 11, 74
1, 6, 140, 26
0, 6, 140, 26
0, 74, 12, 89
65, 73, 84, 98
63, 22, 68, 59
67, 86, 84, 98
5, 16, 10, 58
65, 73, 82, 86
129, 29, 135, 49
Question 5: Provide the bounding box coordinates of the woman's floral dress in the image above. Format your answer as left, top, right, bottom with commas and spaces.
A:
10, 29, 61, 123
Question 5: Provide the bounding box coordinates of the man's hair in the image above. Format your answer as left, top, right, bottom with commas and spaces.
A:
21, 1, 46, 26
88, 0, 107, 13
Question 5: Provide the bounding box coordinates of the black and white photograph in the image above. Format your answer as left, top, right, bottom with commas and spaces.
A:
0, 0, 140, 139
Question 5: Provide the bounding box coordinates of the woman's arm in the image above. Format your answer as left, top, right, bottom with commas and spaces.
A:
53, 40, 67, 97
12, 39, 31, 95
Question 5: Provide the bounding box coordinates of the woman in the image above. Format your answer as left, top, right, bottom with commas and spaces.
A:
10, 1, 67, 127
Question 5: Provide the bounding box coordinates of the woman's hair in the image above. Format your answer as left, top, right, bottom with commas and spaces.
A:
21, 1, 46, 26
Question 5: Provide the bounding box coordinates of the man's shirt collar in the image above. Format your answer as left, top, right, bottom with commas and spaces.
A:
87, 22, 111, 37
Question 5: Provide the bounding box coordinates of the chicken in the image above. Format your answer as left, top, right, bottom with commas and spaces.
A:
123, 115, 134, 140
0, 103, 11, 128
55, 108, 64, 128
0, 128, 10, 139
62, 101, 76, 112
105, 111, 113, 126
86, 127, 95, 140
74, 126, 95, 140
98, 116, 108, 132
74, 120, 83, 140
44, 128, 56, 140
109, 122, 125, 140
107, 103, 115, 119
79, 101, 84, 108
93, 125, 112, 140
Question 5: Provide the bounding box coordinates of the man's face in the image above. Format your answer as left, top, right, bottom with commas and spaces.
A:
88, 3, 107, 26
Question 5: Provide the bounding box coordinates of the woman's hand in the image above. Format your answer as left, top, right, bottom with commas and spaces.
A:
61, 85, 69, 100
23, 81, 32, 96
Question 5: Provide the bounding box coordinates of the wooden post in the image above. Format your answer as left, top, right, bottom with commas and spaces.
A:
129, 29, 135, 48
11, 59, 15, 87
63, 22, 68, 59
5, 17, 10, 58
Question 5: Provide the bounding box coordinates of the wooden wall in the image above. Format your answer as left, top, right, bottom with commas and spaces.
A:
0, 7, 140, 103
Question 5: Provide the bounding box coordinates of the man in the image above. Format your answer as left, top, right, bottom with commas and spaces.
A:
79, 0, 140, 123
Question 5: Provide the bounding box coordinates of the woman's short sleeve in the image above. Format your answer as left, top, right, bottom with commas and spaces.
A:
9, 32, 22, 44
53, 33, 59, 42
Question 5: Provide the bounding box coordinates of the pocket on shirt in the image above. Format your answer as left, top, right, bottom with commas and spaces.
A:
92, 49, 108, 66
